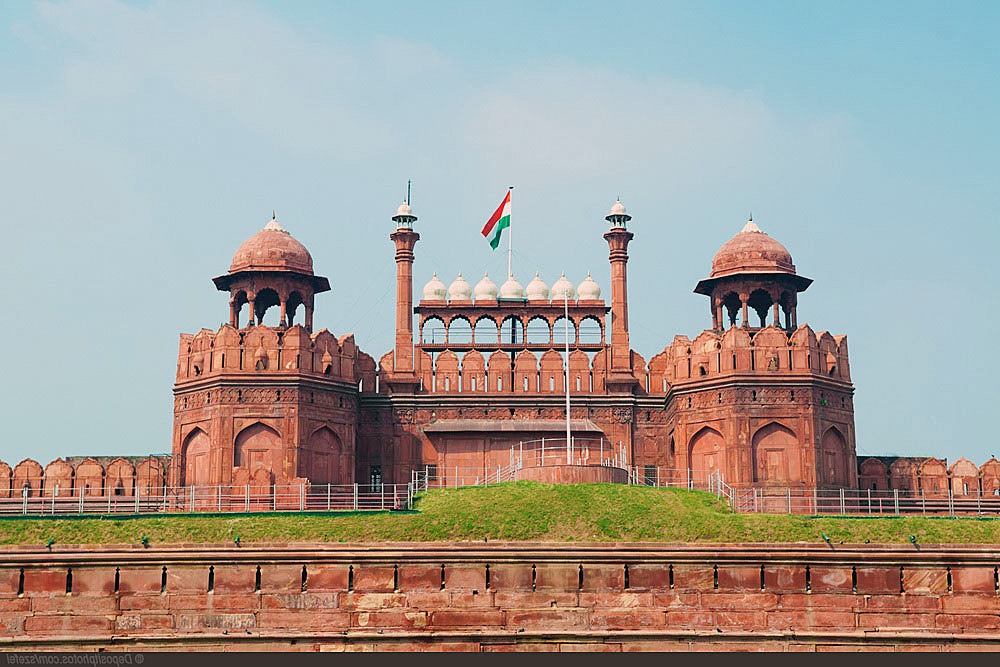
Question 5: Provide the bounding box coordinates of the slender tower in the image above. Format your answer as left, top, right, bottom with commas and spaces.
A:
387, 196, 421, 392
603, 199, 638, 392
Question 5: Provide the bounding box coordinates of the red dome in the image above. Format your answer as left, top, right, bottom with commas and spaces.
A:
229, 218, 313, 275
710, 220, 795, 278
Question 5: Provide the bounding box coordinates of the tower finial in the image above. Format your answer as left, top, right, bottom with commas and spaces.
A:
407, 179, 411, 205
749, 211, 752, 222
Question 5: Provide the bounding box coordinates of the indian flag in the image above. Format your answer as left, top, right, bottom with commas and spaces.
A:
481, 190, 511, 250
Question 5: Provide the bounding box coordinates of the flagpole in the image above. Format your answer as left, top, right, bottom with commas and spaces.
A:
507, 186, 513, 277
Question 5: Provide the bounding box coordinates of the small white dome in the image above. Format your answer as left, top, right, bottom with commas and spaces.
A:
609, 199, 626, 216
498, 274, 525, 300
422, 272, 446, 301
447, 272, 473, 301
551, 272, 575, 300
474, 272, 498, 301
395, 201, 412, 217
525, 272, 549, 301
577, 271, 601, 300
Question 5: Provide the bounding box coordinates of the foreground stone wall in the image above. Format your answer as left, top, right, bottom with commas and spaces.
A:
1, 543, 999, 651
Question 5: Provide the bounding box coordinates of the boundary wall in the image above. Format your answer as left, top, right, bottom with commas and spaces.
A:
0, 542, 999, 651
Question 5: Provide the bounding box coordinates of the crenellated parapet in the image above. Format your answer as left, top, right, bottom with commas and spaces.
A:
637, 324, 852, 394
0, 456, 170, 498
176, 324, 376, 392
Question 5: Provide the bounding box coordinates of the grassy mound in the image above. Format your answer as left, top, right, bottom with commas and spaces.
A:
2, 482, 1000, 545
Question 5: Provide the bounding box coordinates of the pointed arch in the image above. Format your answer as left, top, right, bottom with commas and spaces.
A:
183, 428, 212, 486
688, 426, 724, 476
821, 425, 848, 485
234, 423, 282, 475
751, 422, 799, 484
300, 426, 345, 485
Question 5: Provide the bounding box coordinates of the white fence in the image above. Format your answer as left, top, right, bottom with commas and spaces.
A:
0, 483, 413, 516
734, 486, 1000, 516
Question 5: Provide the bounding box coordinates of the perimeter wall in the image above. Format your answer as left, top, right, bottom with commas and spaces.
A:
1, 542, 999, 651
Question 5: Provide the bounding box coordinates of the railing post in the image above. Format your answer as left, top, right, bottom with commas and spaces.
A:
541, 438, 545, 465
786, 488, 791, 514
519, 441, 523, 469
190, 486, 195, 513
656, 467, 660, 488
894, 488, 899, 515
813, 488, 818, 514
353, 483, 358, 511
840, 488, 845, 515
218, 485, 222, 512
299, 483, 305, 512
246, 485, 250, 513
687, 468, 691, 490
381, 484, 385, 510
978, 488, 982, 515
948, 487, 954, 517
109, 490, 113, 514
327, 483, 331, 511
78, 488, 84, 515
868, 488, 872, 515
753, 487, 758, 513
272, 484, 277, 512
922, 490, 926, 515
22, 488, 27, 516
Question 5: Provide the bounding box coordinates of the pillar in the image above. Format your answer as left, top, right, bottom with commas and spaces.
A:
740, 294, 749, 328
388, 204, 420, 392
772, 301, 780, 327
604, 227, 634, 372
712, 299, 720, 331
279, 299, 287, 327
305, 301, 314, 332
248, 297, 257, 326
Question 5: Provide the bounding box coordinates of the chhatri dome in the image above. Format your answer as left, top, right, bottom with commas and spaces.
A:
422, 273, 446, 301
498, 274, 525, 300
709, 217, 795, 279
229, 213, 315, 274
525, 272, 549, 301
447, 273, 473, 301
577, 272, 601, 300
474, 272, 498, 301
551, 272, 575, 300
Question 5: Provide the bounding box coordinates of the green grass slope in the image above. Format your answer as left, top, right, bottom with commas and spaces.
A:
2, 482, 1000, 545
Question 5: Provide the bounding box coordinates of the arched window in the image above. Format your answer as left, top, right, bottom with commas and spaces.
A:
474, 318, 498, 345
421, 317, 446, 344
525, 317, 550, 345
499, 317, 524, 345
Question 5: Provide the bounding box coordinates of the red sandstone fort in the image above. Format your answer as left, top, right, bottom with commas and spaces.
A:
1, 201, 993, 498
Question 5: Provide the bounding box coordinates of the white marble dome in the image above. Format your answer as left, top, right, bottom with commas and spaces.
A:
551, 272, 575, 300
609, 199, 627, 216
447, 272, 473, 301
525, 272, 549, 301
474, 272, 498, 301
422, 272, 446, 300
577, 271, 601, 300
395, 201, 412, 217
498, 274, 525, 300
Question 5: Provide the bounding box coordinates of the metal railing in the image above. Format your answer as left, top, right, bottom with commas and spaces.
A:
734, 486, 1000, 516
0, 483, 413, 516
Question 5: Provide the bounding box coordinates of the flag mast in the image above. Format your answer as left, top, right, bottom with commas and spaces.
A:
507, 186, 513, 277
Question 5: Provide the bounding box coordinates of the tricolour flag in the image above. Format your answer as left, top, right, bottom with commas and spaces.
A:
481, 190, 511, 250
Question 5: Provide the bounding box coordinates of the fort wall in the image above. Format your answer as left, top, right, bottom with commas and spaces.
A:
1, 543, 998, 651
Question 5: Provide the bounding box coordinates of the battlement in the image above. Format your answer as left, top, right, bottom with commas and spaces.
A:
376, 323, 851, 397
175, 323, 377, 393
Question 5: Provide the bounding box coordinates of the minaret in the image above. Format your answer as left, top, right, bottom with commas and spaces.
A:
388, 197, 420, 392
604, 199, 638, 392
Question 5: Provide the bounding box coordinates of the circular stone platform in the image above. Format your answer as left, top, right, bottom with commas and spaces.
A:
513, 464, 628, 484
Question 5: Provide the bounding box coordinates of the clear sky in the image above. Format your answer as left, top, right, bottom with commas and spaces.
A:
1, 1, 997, 465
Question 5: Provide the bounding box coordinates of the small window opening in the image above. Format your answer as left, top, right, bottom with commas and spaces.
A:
114, 568, 120, 594
623, 564, 630, 590
207, 566, 215, 593
531, 565, 536, 591
348, 566, 354, 591
254, 566, 261, 592
161, 566, 167, 593
65, 567, 72, 594
713, 565, 718, 589
301, 565, 308, 592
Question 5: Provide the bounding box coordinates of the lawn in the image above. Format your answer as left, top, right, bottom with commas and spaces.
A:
1, 482, 999, 545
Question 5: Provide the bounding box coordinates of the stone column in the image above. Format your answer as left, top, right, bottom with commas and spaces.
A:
390, 226, 419, 378
740, 294, 749, 328
772, 302, 780, 327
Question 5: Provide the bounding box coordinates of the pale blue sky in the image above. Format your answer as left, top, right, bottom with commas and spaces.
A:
1, 1, 997, 465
